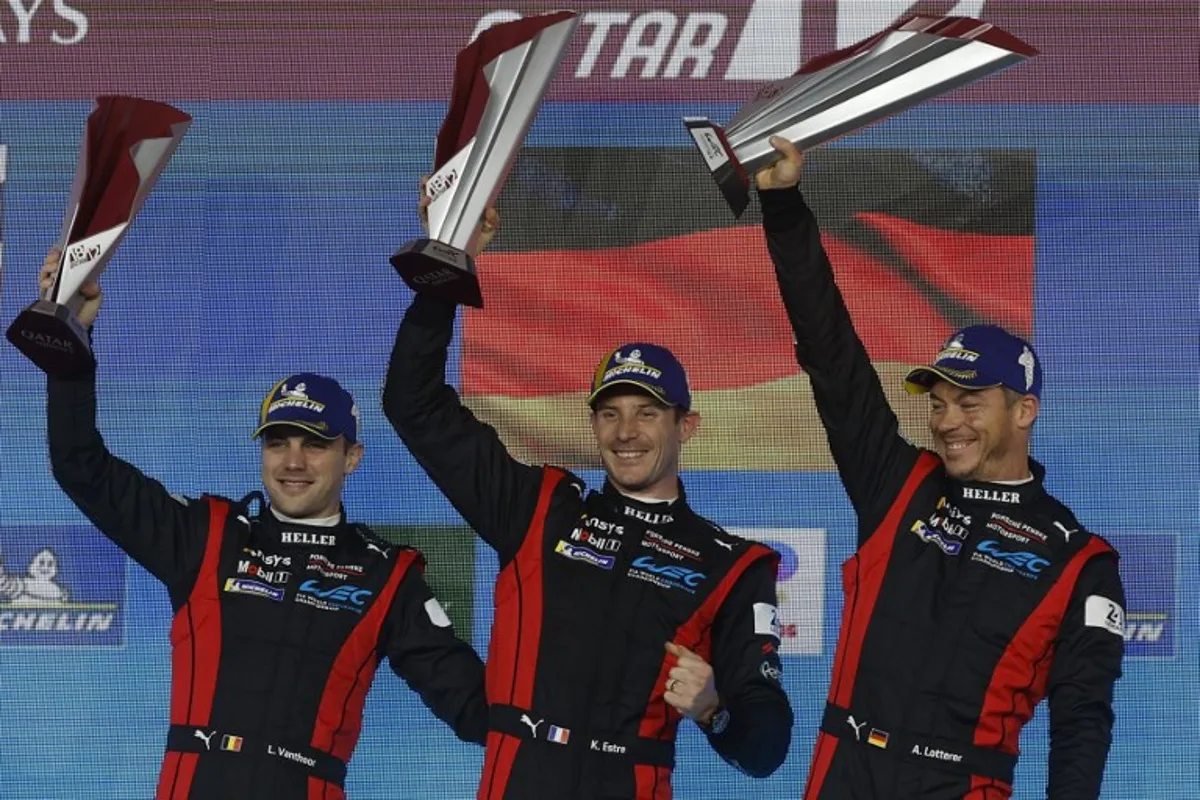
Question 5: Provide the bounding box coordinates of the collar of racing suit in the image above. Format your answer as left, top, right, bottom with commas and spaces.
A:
601, 478, 689, 525
950, 457, 1048, 507
254, 503, 353, 548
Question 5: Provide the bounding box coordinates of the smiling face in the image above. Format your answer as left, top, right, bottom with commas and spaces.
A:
28, 549, 58, 581
260, 426, 364, 518
590, 390, 700, 500
928, 382, 1038, 482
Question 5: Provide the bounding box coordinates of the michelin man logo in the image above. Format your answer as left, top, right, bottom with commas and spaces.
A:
0, 549, 70, 606
0, 533, 126, 647
614, 349, 643, 365
281, 382, 309, 400
1018, 347, 1036, 391
946, 334, 966, 350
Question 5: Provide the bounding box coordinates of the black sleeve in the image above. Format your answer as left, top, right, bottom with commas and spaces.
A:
381, 561, 489, 745
760, 188, 921, 539
1046, 554, 1125, 799
703, 556, 793, 778
47, 369, 209, 602
381, 294, 544, 565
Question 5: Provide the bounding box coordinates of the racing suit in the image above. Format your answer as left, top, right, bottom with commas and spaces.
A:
760, 187, 1125, 799
382, 295, 794, 799
48, 369, 488, 799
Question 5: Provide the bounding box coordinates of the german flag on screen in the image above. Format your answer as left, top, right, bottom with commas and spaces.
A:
462, 148, 1033, 471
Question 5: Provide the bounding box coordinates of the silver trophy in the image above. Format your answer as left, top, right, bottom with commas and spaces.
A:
685, 16, 1038, 216
392, 10, 579, 308
6, 96, 191, 375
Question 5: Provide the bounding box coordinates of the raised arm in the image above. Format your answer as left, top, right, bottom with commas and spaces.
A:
381, 559, 488, 744
1046, 555, 1125, 799
756, 141, 920, 537
381, 294, 543, 565
43, 251, 209, 603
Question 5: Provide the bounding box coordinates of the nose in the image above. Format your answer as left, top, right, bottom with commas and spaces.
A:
615, 414, 639, 441
283, 441, 307, 470
933, 405, 963, 434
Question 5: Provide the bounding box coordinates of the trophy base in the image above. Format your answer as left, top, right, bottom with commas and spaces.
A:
391, 239, 483, 308
5, 299, 95, 376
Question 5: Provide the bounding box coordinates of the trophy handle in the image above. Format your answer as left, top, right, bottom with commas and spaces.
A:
684, 118, 751, 217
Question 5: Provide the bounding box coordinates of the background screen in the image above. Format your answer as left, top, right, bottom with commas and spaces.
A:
1, 2, 1195, 798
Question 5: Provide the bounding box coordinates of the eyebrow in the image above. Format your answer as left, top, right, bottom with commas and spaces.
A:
930, 387, 984, 404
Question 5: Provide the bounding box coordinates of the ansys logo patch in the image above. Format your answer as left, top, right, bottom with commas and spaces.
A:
0, 528, 127, 647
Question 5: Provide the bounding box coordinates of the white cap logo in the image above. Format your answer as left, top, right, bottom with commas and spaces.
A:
1018, 347, 1036, 390
614, 349, 644, 365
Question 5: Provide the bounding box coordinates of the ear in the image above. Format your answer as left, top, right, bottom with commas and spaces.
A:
678, 410, 701, 443
344, 442, 365, 476
1015, 395, 1040, 431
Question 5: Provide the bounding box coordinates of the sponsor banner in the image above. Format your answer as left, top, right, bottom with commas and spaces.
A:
2, 2, 1191, 101
734, 527, 825, 655
0, 527, 126, 647
1112, 532, 1175, 658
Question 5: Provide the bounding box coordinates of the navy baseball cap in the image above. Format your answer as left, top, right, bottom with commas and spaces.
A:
252, 373, 359, 443
904, 325, 1042, 399
587, 343, 691, 410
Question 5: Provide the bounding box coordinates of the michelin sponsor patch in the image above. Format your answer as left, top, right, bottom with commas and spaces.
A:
0, 527, 126, 647
555, 539, 615, 570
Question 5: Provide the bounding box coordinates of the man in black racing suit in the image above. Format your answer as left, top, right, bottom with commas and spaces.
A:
382, 200, 793, 799
755, 139, 1124, 799
40, 250, 487, 799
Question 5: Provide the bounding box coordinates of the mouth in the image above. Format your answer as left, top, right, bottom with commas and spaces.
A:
940, 439, 976, 457
276, 478, 314, 493
611, 450, 649, 464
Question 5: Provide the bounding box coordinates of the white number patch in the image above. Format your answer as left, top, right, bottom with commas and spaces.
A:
425, 597, 452, 628
753, 602, 780, 639
1084, 595, 1125, 637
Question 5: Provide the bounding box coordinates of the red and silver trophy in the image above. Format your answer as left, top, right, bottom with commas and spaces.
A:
6, 96, 191, 375
685, 16, 1037, 216
391, 11, 578, 308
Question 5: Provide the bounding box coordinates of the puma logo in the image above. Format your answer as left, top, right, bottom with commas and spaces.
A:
366, 542, 390, 557
847, 715, 866, 741
194, 729, 216, 751
1053, 522, 1077, 542
519, 713, 543, 738
714, 538, 734, 551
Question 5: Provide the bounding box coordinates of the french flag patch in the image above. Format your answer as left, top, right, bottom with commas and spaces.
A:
548, 725, 570, 745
